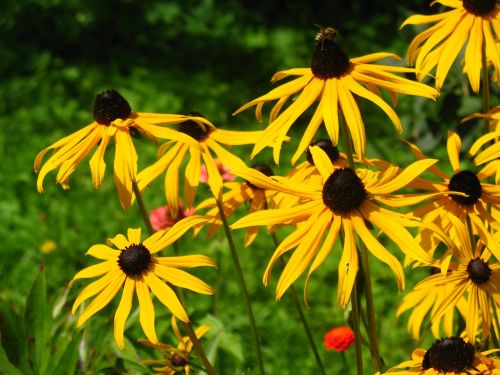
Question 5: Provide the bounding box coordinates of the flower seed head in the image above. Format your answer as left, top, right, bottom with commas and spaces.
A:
171, 353, 188, 367
178, 112, 212, 141
448, 170, 482, 206
307, 139, 340, 165
422, 337, 475, 372
323, 168, 367, 213
467, 258, 492, 284
311, 37, 350, 79
463, 0, 496, 16
117, 243, 151, 277
93, 89, 132, 125
246, 164, 274, 190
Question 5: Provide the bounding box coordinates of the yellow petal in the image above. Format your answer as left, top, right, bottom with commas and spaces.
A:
86, 245, 119, 260
144, 272, 189, 323
136, 279, 158, 343
154, 264, 214, 295
114, 277, 135, 350
155, 254, 217, 268
113, 129, 137, 209
338, 218, 359, 308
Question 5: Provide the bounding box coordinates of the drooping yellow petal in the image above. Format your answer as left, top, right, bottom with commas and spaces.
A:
114, 277, 135, 350
338, 218, 358, 308
338, 79, 365, 157
113, 128, 137, 209
77, 271, 126, 327
464, 16, 484, 93
89, 130, 111, 189
202, 148, 223, 201
136, 278, 158, 344
154, 263, 214, 295
143, 272, 189, 323
184, 146, 202, 209
322, 78, 340, 147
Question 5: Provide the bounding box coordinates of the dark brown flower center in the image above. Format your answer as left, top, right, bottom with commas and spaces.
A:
246, 164, 274, 190
306, 139, 340, 165
117, 243, 151, 277
463, 0, 496, 15
171, 353, 188, 367
467, 258, 492, 284
448, 170, 482, 206
178, 112, 212, 141
311, 37, 351, 79
422, 337, 475, 372
93, 89, 132, 126
322, 168, 367, 213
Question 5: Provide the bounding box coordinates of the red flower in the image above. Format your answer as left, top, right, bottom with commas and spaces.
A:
149, 204, 196, 231
324, 327, 355, 352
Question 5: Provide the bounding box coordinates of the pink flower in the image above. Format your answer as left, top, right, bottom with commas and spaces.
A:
324, 327, 355, 352
149, 205, 196, 231
200, 159, 235, 183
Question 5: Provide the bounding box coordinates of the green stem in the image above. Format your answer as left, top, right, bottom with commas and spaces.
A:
481, 39, 491, 130
351, 283, 364, 375
132, 181, 154, 236
131, 181, 215, 375
340, 351, 350, 374
491, 297, 500, 348
359, 244, 383, 372
271, 233, 327, 375
215, 199, 266, 375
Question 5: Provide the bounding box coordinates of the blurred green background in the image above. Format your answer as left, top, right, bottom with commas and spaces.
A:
1, 1, 495, 374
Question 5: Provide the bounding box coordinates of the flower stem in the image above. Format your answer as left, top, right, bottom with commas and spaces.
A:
131, 181, 215, 375
271, 233, 327, 375
481, 39, 491, 131
132, 181, 154, 236
215, 199, 266, 375
351, 282, 364, 375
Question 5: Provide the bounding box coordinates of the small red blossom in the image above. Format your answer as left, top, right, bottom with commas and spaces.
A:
200, 159, 235, 183
324, 326, 355, 352
150, 205, 196, 231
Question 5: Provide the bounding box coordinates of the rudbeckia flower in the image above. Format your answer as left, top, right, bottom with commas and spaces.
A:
231, 147, 437, 306
404, 131, 500, 258
401, 0, 500, 93
140, 316, 210, 375
35, 89, 209, 208
196, 164, 278, 246
137, 113, 262, 218
381, 336, 500, 374
70, 218, 216, 350
398, 216, 500, 341
233, 30, 438, 163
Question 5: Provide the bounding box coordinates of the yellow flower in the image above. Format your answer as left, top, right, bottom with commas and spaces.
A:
233, 30, 437, 163
196, 164, 278, 247
401, 0, 500, 93
382, 336, 500, 374
231, 147, 437, 307
69, 217, 216, 350
403, 131, 500, 258
140, 316, 210, 375
39, 239, 57, 254
137, 113, 262, 218
35, 90, 209, 208
465, 106, 500, 170
398, 215, 500, 341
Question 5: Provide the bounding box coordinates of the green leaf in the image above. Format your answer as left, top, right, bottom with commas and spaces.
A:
0, 300, 25, 366
24, 267, 51, 375
0, 337, 23, 375
52, 334, 80, 375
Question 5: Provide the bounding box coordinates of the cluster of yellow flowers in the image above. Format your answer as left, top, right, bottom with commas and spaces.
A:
34, 0, 500, 374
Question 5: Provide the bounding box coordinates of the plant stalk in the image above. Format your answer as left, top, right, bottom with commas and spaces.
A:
215, 199, 266, 375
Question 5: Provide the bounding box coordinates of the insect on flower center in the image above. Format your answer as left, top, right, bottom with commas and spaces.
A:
246, 164, 274, 190
178, 112, 212, 141
311, 28, 350, 79
93, 89, 132, 126
117, 243, 151, 277
307, 139, 340, 165
448, 170, 482, 206
463, 0, 497, 16
467, 258, 492, 284
171, 353, 188, 367
322, 168, 367, 213
422, 337, 475, 372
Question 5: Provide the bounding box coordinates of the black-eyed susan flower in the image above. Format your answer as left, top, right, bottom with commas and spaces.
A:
196, 164, 277, 247
381, 336, 500, 374
35, 90, 209, 208
401, 0, 500, 93
140, 316, 210, 375
399, 216, 500, 341
137, 113, 262, 218
70, 218, 216, 350
231, 147, 437, 307
404, 131, 500, 258
233, 30, 438, 163
396, 270, 468, 340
